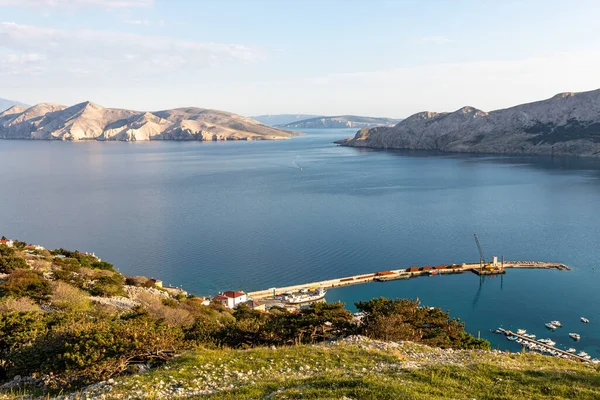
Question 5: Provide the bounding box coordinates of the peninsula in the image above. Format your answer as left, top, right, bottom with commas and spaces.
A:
336, 89, 600, 157
0, 101, 299, 141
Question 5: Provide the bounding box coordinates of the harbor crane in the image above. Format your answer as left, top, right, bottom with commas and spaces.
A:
473, 234, 486, 270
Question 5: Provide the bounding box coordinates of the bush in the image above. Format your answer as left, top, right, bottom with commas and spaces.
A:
89, 273, 125, 297
125, 276, 150, 287
0, 270, 52, 301
0, 245, 29, 273
355, 297, 490, 350
0, 297, 40, 313
91, 261, 114, 271
51, 282, 91, 312
5, 314, 187, 388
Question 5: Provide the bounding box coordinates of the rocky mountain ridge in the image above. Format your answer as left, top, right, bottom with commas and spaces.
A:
336, 89, 600, 157
250, 114, 323, 126
280, 115, 400, 129
0, 98, 29, 112
0, 101, 299, 141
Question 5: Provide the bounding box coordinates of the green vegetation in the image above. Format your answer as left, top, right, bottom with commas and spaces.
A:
1, 238, 597, 399
68, 340, 600, 399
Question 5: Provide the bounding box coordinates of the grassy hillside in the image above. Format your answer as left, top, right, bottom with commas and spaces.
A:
55, 336, 600, 399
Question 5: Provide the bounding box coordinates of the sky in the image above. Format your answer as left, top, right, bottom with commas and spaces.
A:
1, 0, 600, 117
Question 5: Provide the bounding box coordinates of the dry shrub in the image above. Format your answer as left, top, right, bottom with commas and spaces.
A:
0, 297, 40, 312
125, 276, 150, 287
29, 259, 52, 270
51, 281, 91, 312
137, 291, 192, 326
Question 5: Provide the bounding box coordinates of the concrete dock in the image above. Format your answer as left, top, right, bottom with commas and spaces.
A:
246, 260, 569, 300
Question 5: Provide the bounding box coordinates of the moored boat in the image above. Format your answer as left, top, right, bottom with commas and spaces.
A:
506, 336, 518, 341
550, 320, 562, 327
567, 348, 577, 353
517, 329, 526, 335
545, 322, 558, 330
581, 317, 590, 323
283, 287, 327, 304
374, 272, 411, 282
569, 333, 581, 341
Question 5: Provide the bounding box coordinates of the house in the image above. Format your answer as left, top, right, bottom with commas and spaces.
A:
190, 296, 211, 306
214, 290, 247, 308
248, 299, 266, 311
150, 278, 163, 288
0, 239, 14, 247
25, 245, 45, 251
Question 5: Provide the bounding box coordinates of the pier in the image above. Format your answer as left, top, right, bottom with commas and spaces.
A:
246, 260, 569, 300
497, 328, 592, 363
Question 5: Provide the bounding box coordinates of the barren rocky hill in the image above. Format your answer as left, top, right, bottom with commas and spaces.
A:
0, 102, 299, 141
336, 89, 600, 157
280, 115, 400, 129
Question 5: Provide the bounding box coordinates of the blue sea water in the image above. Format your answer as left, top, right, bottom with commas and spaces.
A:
1, 129, 599, 355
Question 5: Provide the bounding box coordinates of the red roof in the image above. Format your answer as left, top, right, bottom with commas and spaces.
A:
222, 290, 245, 298
213, 295, 229, 301
0, 239, 10, 244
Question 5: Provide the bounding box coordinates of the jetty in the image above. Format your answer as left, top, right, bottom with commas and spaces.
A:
497, 328, 592, 363
247, 260, 569, 300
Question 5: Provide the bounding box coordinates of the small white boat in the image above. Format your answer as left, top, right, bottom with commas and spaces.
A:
524, 333, 536, 339
507, 336, 518, 341
581, 317, 590, 323
567, 348, 577, 353
550, 320, 562, 327
545, 323, 558, 330
569, 333, 581, 341
578, 351, 589, 357
538, 338, 556, 346
516, 329, 526, 335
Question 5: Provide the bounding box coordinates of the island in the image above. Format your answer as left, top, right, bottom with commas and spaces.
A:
0, 101, 300, 141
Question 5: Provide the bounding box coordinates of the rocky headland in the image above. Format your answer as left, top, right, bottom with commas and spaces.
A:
336, 89, 600, 157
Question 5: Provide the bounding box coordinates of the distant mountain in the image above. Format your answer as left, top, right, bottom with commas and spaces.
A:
336, 89, 600, 157
0, 101, 300, 141
250, 114, 324, 126
280, 115, 401, 129
0, 98, 29, 112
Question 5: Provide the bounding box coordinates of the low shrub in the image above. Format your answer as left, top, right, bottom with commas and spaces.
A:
0, 269, 52, 301
51, 281, 91, 312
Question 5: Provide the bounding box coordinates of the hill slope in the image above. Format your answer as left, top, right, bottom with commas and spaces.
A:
336, 89, 600, 157
65, 336, 600, 399
0, 102, 299, 141
0, 98, 29, 112
280, 115, 400, 129
250, 114, 323, 126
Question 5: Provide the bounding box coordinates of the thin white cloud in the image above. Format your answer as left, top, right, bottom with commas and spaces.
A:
413, 36, 452, 45
0, 22, 263, 85
124, 19, 151, 25
0, 0, 152, 8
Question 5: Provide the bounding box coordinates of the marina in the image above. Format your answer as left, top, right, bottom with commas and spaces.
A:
496, 328, 596, 363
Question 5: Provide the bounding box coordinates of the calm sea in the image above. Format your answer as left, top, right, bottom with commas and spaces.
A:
1, 129, 599, 355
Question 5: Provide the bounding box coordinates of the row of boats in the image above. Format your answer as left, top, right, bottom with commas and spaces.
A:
492, 322, 598, 362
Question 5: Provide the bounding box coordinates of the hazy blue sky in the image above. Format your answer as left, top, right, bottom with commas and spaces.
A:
1, 0, 600, 117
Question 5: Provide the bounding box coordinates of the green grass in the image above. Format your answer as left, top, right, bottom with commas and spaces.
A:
56, 340, 600, 400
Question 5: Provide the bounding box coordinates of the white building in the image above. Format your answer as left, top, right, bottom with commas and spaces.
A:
0, 239, 14, 247
213, 291, 247, 308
